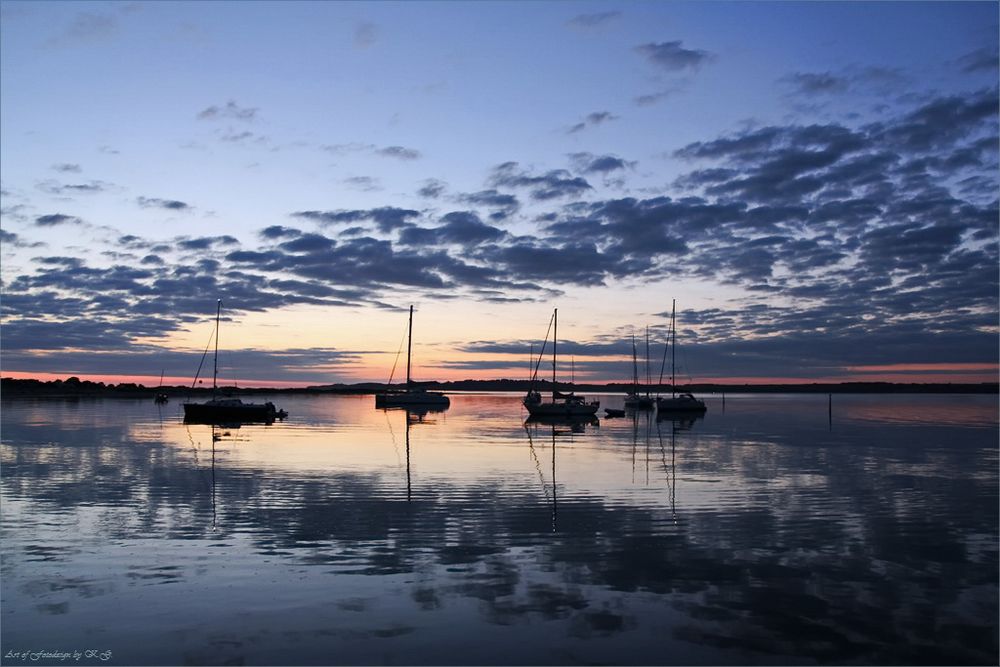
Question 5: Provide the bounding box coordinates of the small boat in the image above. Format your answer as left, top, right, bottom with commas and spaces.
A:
183, 300, 287, 424
375, 305, 450, 409
153, 370, 169, 404
604, 408, 625, 418
523, 308, 599, 418
624, 330, 654, 410
656, 299, 706, 414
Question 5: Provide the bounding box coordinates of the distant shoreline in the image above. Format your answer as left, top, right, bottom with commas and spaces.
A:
2, 376, 997, 398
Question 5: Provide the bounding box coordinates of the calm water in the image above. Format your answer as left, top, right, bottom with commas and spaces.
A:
1, 393, 997, 666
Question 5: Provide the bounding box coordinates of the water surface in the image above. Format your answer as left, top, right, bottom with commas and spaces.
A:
2, 393, 997, 665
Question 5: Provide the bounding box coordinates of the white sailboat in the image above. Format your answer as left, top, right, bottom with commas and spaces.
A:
656, 299, 707, 414
523, 308, 599, 418
375, 305, 450, 409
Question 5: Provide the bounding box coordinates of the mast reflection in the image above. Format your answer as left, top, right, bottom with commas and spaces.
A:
382, 405, 446, 502
524, 415, 598, 532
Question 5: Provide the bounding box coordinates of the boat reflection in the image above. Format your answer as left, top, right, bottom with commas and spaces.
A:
656, 417, 680, 522
384, 407, 442, 502
524, 414, 599, 433
656, 409, 703, 429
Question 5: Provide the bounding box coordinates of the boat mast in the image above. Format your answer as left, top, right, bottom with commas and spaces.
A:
632, 334, 639, 392
645, 326, 651, 396
406, 305, 413, 389
213, 299, 221, 396
670, 299, 676, 399
552, 308, 557, 398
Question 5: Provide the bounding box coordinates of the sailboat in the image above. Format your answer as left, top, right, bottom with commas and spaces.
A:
375, 305, 449, 409
183, 300, 287, 424
656, 299, 706, 414
523, 308, 599, 418
624, 331, 654, 409
153, 370, 168, 404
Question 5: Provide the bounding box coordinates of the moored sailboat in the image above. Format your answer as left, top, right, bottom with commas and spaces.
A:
183, 300, 287, 424
523, 309, 599, 418
624, 331, 654, 410
656, 299, 706, 414
375, 305, 449, 409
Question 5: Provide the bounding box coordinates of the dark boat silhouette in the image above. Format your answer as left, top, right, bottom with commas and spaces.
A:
523, 308, 599, 418
182, 300, 287, 424
656, 299, 706, 414
375, 305, 450, 409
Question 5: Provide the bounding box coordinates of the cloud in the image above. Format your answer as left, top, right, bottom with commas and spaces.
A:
3, 87, 997, 381
37, 180, 109, 195
35, 214, 83, 227
568, 111, 619, 134
567, 11, 621, 29
0, 229, 44, 249
398, 211, 507, 247
568, 153, 635, 174
456, 190, 520, 220
292, 207, 420, 233
343, 176, 381, 191
957, 47, 999, 74
51, 163, 82, 173
375, 145, 422, 160
490, 162, 593, 200
418, 179, 447, 199
197, 100, 258, 121
635, 41, 713, 72
782, 71, 850, 96
137, 196, 191, 211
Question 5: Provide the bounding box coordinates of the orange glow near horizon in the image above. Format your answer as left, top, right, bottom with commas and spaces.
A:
0, 371, 317, 389
844, 363, 1000, 373
3, 368, 997, 388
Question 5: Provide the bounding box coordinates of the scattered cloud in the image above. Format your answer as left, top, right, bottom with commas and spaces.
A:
375, 145, 422, 160
51, 163, 82, 173
35, 213, 83, 227
3, 85, 997, 381
342, 176, 382, 191
197, 100, 258, 121
490, 162, 593, 200
136, 197, 192, 211
569, 153, 635, 174
37, 180, 109, 195
635, 41, 713, 72
782, 72, 850, 96
418, 179, 447, 199
568, 111, 619, 134
567, 11, 621, 29
957, 47, 999, 74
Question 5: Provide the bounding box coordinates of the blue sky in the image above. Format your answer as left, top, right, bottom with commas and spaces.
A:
1, 1, 997, 385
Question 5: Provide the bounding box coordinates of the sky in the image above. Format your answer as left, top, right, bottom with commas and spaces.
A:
1, 0, 998, 387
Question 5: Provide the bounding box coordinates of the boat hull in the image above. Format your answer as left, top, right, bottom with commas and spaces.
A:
524, 401, 599, 417
655, 397, 707, 413
375, 391, 450, 408
183, 400, 282, 424
624, 395, 654, 409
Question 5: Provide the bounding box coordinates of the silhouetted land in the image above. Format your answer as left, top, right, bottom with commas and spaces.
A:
2, 376, 997, 398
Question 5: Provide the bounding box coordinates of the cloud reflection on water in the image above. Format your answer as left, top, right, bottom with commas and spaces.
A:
0, 393, 996, 665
